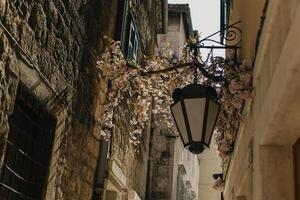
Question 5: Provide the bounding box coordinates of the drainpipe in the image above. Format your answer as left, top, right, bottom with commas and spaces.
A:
92, 136, 109, 200
145, 99, 155, 200
92, 77, 114, 199
145, 127, 154, 200
92, 127, 113, 200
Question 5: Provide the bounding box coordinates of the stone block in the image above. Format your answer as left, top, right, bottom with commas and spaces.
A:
80, 186, 93, 200
157, 166, 169, 177
153, 176, 168, 191
128, 190, 141, 200
82, 164, 95, 184
152, 191, 168, 199
0, 0, 6, 17
86, 135, 100, 159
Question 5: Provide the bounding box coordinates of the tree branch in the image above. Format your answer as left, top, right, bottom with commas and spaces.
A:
140, 61, 231, 94
195, 63, 229, 84
195, 63, 231, 94
140, 62, 193, 76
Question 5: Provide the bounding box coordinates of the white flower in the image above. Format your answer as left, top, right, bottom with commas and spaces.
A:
96, 37, 253, 154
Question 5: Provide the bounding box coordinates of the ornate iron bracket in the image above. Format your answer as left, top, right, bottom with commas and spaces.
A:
142, 21, 242, 88
196, 21, 242, 61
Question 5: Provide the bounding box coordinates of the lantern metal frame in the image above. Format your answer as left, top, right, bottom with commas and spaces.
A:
171, 84, 221, 154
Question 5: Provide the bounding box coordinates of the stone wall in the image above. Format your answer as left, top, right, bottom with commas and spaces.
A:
100, 1, 165, 200
149, 127, 177, 200
224, 1, 300, 200
0, 0, 164, 199
148, 127, 201, 200
149, 5, 201, 200
108, 2, 159, 198
109, 104, 152, 199
0, 0, 119, 199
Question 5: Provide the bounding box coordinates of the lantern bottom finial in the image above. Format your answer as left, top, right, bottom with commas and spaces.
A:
188, 143, 205, 154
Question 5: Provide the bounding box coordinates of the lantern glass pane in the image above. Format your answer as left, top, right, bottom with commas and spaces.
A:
171, 101, 189, 145
184, 98, 206, 142
204, 100, 220, 145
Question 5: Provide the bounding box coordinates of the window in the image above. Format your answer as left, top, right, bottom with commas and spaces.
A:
124, 13, 140, 65
0, 87, 56, 200
115, 1, 140, 65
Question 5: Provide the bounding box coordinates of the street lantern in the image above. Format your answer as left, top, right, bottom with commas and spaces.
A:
170, 84, 221, 154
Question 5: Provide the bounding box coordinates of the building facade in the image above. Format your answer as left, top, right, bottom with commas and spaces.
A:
198, 148, 222, 200
149, 5, 199, 200
0, 0, 166, 200
149, 4, 222, 200
221, 0, 300, 200
96, 1, 168, 199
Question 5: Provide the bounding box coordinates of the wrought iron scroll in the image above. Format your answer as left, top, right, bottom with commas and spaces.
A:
141, 21, 242, 87
196, 21, 242, 61
197, 21, 241, 48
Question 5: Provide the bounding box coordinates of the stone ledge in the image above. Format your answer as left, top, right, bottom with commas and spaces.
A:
128, 190, 141, 200
107, 159, 127, 190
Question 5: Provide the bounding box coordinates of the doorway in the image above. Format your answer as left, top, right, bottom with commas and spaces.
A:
0, 86, 57, 200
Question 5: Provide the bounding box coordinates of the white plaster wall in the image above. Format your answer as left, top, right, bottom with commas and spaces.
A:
198, 148, 222, 200
175, 138, 200, 196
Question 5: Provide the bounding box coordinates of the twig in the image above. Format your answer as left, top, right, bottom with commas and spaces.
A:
140, 62, 192, 76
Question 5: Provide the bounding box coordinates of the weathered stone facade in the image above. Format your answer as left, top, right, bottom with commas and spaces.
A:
148, 4, 201, 200
0, 0, 166, 200
101, 0, 168, 198
0, 0, 119, 199
223, 0, 300, 200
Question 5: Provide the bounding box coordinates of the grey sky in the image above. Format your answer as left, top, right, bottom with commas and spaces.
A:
168, 0, 224, 57
169, 0, 220, 39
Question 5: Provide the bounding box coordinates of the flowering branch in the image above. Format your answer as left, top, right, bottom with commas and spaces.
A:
96, 37, 253, 158
195, 62, 231, 90
140, 62, 192, 76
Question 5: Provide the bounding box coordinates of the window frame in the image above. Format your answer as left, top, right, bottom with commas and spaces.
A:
124, 12, 140, 65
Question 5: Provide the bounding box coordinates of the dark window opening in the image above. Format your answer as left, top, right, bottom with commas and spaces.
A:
115, 1, 140, 65
124, 13, 140, 65
0, 86, 56, 200
114, 0, 126, 41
